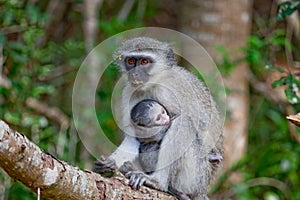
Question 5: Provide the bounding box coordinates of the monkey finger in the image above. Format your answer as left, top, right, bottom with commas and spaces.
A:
130, 175, 144, 189
130, 172, 149, 189
99, 155, 106, 160
94, 162, 112, 170
95, 157, 116, 168
99, 156, 115, 164
105, 160, 117, 168
125, 171, 134, 179
94, 165, 113, 174
93, 161, 116, 173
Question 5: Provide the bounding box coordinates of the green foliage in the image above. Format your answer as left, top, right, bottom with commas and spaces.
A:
213, 2, 300, 198
269, 65, 300, 104
99, 17, 143, 37
216, 27, 300, 106
245, 30, 292, 72
215, 45, 239, 75
216, 29, 291, 75
276, 0, 300, 21
0, 1, 84, 198
96, 63, 122, 143
245, 29, 300, 105
99, 0, 156, 37
240, 99, 300, 199
214, 98, 300, 199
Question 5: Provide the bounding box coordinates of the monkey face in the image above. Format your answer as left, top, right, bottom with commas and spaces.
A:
115, 37, 176, 87
150, 106, 170, 126
121, 54, 155, 86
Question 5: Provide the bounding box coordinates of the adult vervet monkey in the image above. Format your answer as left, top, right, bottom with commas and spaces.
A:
94, 37, 223, 200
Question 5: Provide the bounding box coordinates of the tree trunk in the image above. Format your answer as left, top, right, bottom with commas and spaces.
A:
180, 0, 252, 175
0, 120, 175, 200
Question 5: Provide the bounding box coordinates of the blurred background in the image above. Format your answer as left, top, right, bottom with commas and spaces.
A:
1, 0, 300, 199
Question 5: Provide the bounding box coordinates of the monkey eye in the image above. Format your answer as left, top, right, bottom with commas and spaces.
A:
140, 58, 149, 65
156, 115, 161, 121
126, 57, 136, 66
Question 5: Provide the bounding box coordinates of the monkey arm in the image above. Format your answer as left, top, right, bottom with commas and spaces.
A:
110, 135, 140, 167
94, 155, 117, 174
94, 136, 140, 175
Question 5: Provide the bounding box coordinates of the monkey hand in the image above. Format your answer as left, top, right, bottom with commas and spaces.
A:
124, 170, 158, 190
93, 155, 117, 174
119, 161, 136, 175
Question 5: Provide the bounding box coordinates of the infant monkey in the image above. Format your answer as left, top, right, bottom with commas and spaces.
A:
129, 99, 173, 175
124, 99, 223, 175
131, 99, 171, 128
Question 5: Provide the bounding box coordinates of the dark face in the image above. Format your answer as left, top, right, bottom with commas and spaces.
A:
123, 56, 154, 86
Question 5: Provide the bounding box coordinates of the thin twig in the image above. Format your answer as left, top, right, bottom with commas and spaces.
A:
1, 26, 25, 34
83, 0, 104, 52
136, 0, 146, 20
247, 71, 286, 104
117, 0, 135, 22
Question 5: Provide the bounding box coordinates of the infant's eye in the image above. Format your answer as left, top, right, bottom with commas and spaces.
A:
126, 57, 135, 66
140, 58, 149, 65
156, 115, 161, 121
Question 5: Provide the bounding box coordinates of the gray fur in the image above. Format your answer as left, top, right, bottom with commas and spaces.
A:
95, 37, 223, 200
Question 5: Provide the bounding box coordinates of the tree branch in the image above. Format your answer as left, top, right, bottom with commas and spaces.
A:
83, 0, 104, 52
0, 120, 175, 200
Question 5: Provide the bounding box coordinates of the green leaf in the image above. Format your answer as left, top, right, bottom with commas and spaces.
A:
247, 35, 264, 48
276, 1, 300, 21
4, 112, 21, 125
284, 74, 300, 104
285, 87, 300, 104
272, 76, 287, 88
32, 85, 56, 98
215, 45, 236, 75
26, 5, 40, 25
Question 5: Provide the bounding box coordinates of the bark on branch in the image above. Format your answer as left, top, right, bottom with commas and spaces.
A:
0, 120, 175, 200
